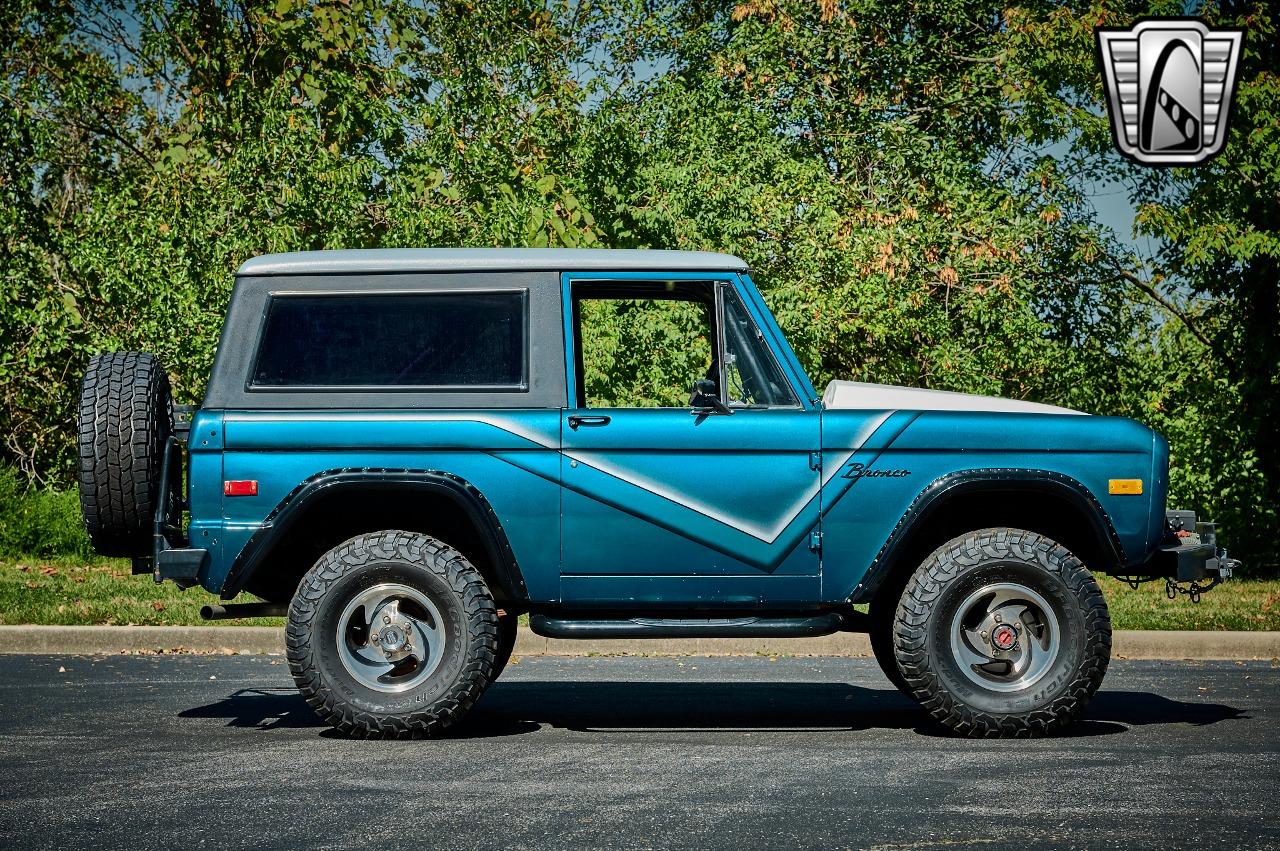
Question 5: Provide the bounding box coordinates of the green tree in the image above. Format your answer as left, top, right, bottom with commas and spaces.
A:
0, 0, 1274, 570
999, 0, 1278, 567
1131, 1, 1278, 566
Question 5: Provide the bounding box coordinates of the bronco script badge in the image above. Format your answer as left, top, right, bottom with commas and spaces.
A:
1095, 18, 1244, 165
843, 462, 911, 481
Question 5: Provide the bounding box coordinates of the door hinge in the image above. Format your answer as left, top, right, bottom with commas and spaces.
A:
808, 451, 822, 472
808, 529, 823, 553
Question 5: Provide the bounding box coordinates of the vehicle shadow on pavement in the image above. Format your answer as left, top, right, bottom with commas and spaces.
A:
180, 688, 327, 731
909, 689, 1247, 739
466, 682, 926, 734
1084, 690, 1247, 728
178, 686, 542, 737
179, 681, 1246, 739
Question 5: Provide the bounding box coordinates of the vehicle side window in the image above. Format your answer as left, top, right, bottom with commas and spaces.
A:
251, 292, 527, 388
722, 287, 797, 407
574, 281, 716, 408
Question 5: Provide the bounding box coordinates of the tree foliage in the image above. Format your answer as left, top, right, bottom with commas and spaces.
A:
1, 0, 1274, 570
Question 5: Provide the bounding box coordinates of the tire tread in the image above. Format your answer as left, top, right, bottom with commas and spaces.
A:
285, 530, 499, 739
893, 527, 1111, 738
76, 352, 172, 557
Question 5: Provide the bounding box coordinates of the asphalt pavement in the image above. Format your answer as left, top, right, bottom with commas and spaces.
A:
0, 654, 1275, 850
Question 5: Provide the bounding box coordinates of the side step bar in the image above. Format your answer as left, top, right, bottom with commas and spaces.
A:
529, 611, 853, 640
200, 603, 288, 620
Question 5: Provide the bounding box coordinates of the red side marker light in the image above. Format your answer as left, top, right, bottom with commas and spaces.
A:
223, 480, 258, 497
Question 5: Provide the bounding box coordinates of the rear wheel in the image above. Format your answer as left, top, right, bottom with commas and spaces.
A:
286, 530, 500, 738
893, 528, 1111, 737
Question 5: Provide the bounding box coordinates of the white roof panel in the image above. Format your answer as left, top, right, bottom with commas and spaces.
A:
238, 248, 749, 276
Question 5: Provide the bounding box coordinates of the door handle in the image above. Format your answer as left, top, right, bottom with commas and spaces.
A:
568, 414, 611, 429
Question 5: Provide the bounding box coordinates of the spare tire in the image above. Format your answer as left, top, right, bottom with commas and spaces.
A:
77, 352, 173, 557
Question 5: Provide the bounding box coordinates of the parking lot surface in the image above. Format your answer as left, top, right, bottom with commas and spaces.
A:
0, 654, 1275, 849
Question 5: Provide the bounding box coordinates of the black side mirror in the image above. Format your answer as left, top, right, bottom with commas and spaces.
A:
689, 379, 732, 415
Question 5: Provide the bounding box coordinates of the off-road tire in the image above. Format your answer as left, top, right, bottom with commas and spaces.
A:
894, 528, 1111, 738
492, 611, 519, 680
869, 604, 912, 696
286, 530, 500, 738
76, 352, 173, 557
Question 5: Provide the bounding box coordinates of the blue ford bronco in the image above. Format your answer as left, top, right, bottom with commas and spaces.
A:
77, 248, 1237, 738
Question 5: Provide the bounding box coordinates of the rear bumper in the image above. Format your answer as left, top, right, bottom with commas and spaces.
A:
130, 436, 208, 589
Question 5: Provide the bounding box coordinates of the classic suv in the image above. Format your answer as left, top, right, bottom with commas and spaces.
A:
76, 248, 1236, 738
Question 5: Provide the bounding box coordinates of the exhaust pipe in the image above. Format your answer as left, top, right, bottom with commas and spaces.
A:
200, 603, 288, 620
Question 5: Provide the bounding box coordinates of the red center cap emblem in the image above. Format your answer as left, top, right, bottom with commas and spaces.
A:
992, 624, 1017, 650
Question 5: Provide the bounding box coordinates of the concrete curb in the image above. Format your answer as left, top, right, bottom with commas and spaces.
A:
0, 626, 286, 656
0, 625, 1277, 660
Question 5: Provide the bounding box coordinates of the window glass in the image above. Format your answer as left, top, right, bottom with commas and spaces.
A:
576, 284, 715, 408
251, 292, 526, 388
722, 288, 797, 407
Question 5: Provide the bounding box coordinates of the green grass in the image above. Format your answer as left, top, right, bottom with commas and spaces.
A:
1, 557, 1276, 630
0, 556, 283, 627
1097, 575, 1280, 631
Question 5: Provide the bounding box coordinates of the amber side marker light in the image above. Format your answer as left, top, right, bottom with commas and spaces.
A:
1108, 479, 1143, 495
223, 480, 258, 497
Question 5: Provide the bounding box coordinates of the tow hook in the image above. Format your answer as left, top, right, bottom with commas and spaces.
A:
1165, 578, 1216, 604
1164, 548, 1240, 604
1121, 547, 1240, 604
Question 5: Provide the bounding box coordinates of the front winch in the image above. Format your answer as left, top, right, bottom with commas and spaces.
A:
1132, 510, 1242, 601
1121, 509, 1241, 603
1164, 546, 1239, 603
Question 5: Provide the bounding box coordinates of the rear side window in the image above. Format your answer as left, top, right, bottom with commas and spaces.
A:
251, 292, 527, 389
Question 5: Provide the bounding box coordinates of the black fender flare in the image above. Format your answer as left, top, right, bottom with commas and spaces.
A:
219, 468, 527, 602
849, 468, 1127, 602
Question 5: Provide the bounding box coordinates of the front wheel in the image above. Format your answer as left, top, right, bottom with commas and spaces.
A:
893, 528, 1111, 738
286, 530, 500, 738
491, 610, 519, 680
869, 603, 911, 696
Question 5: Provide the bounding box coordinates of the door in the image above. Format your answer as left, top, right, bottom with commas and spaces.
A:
559, 273, 821, 606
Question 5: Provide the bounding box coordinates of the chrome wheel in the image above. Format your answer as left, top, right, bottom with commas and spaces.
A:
948, 581, 1060, 693
335, 583, 447, 693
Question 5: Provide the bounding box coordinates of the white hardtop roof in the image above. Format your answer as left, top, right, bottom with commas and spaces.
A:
238, 248, 749, 276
